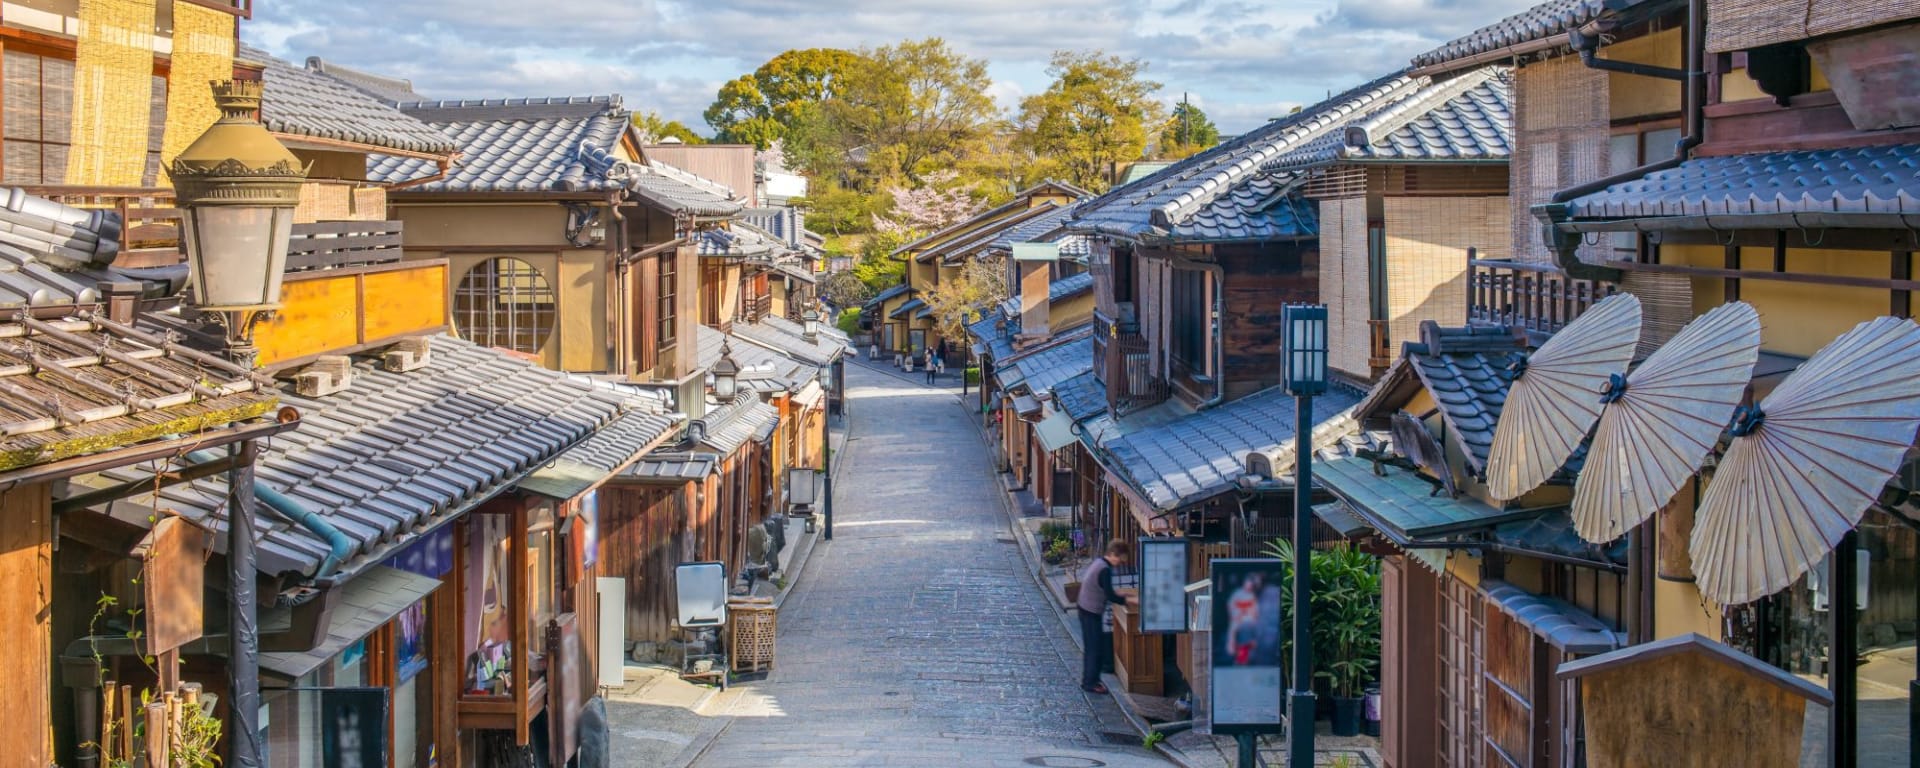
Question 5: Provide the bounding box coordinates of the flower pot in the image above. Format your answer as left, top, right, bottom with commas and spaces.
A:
1330, 695, 1364, 737
1064, 581, 1081, 604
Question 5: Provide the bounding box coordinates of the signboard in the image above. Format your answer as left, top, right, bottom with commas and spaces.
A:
597, 577, 627, 688
674, 561, 728, 627
548, 615, 586, 768
144, 516, 206, 656
319, 687, 389, 768
1210, 558, 1286, 734
1138, 538, 1189, 633
576, 491, 600, 570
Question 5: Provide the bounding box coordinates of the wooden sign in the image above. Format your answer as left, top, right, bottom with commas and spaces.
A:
547, 614, 586, 768
1557, 633, 1832, 768
144, 516, 206, 657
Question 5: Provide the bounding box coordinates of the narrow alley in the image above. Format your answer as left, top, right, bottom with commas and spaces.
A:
683, 362, 1168, 767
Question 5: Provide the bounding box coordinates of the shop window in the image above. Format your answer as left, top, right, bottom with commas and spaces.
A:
394, 597, 434, 766
659, 255, 677, 350
463, 514, 515, 697
454, 257, 556, 355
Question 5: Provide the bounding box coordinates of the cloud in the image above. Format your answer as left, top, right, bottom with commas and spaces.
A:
250, 0, 1541, 134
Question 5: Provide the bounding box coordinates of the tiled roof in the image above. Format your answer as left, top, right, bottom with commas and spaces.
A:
989, 202, 1079, 251
691, 395, 779, 456
1170, 171, 1319, 241
91, 335, 643, 580
865, 282, 911, 307
1317, 456, 1544, 540
697, 226, 779, 258
367, 97, 742, 215
1267, 68, 1512, 172
921, 203, 1066, 265
1358, 323, 1526, 476
303, 56, 426, 103
1070, 73, 1420, 242
731, 316, 849, 367
1557, 145, 1920, 229
242, 46, 456, 156
1049, 272, 1094, 302
0, 187, 122, 272
695, 324, 814, 390
1052, 371, 1109, 423
518, 401, 680, 500
742, 206, 809, 249
999, 328, 1095, 395
1410, 0, 1671, 70
889, 297, 927, 320
0, 314, 274, 471
890, 180, 1088, 257
624, 451, 720, 481
1098, 384, 1364, 511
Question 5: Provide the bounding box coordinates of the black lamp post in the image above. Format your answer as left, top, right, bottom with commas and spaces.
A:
169, 79, 308, 768
1281, 303, 1328, 768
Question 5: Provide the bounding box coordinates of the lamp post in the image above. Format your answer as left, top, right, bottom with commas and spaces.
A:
712, 342, 740, 403
802, 307, 820, 343
1281, 303, 1328, 768
169, 79, 307, 768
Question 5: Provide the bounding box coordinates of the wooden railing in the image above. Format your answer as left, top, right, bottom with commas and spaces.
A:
743, 293, 772, 324
1368, 319, 1393, 372
1467, 255, 1617, 335
1107, 331, 1169, 416
286, 220, 404, 271
17, 185, 184, 269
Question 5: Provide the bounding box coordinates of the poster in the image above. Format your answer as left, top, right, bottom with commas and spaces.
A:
577, 490, 600, 569
396, 599, 429, 683
320, 687, 389, 768
1210, 558, 1285, 734
1139, 538, 1189, 633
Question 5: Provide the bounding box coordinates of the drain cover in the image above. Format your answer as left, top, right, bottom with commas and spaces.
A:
1097, 731, 1140, 746
1022, 758, 1106, 768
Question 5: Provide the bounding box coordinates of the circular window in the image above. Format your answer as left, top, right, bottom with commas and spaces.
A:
454, 258, 556, 355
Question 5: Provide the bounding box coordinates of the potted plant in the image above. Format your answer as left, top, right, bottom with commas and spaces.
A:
1313, 545, 1381, 737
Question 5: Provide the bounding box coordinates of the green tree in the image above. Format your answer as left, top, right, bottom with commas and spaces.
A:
703, 48, 862, 150
1159, 100, 1220, 159
632, 111, 707, 144
827, 38, 999, 183
794, 181, 889, 236
1014, 51, 1163, 192
922, 257, 1008, 342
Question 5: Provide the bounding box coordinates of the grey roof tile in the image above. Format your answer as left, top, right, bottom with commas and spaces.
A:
624, 451, 720, 481
1052, 371, 1109, 423
1098, 384, 1364, 511
1000, 328, 1095, 396
731, 316, 849, 367
1410, 0, 1672, 70
242, 46, 456, 156
303, 56, 427, 103
687, 395, 779, 457
1562, 144, 1920, 225
87, 335, 643, 581
695, 324, 815, 390
1069, 73, 1419, 242
1266, 67, 1512, 172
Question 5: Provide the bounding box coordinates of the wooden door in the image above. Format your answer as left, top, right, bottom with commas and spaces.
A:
1437, 575, 1485, 768
1382, 556, 1440, 768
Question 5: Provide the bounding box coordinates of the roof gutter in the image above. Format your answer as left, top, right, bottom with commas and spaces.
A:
1532, 0, 1705, 282
385, 157, 455, 191
1409, 37, 1564, 78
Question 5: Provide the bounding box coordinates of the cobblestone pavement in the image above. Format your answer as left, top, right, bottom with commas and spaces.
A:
689, 363, 1168, 768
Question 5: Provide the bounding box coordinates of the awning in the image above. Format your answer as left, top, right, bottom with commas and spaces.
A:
1011, 393, 1041, 417
1034, 410, 1078, 452
518, 409, 680, 500
622, 452, 719, 483
260, 566, 442, 680
1313, 501, 1372, 538
1316, 456, 1551, 543
1481, 580, 1627, 655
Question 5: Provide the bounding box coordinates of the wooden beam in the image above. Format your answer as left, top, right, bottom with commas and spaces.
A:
1617, 259, 1920, 292
1895, 252, 1912, 319
1723, 245, 1741, 302
511, 499, 532, 747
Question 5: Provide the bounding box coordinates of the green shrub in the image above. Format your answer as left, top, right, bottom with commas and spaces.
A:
964, 366, 981, 384
836, 308, 861, 335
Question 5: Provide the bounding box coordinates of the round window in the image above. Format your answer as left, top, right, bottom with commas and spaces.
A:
454, 257, 556, 355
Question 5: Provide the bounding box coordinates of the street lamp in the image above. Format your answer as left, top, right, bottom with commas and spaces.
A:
802, 307, 820, 342
169, 79, 306, 368
167, 79, 306, 768
1281, 303, 1328, 768
712, 342, 740, 403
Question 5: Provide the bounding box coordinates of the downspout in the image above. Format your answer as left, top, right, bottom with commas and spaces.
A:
1532, 0, 1706, 281
185, 449, 352, 580
608, 192, 628, 375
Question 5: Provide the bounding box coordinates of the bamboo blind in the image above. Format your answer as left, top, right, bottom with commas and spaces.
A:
1619, 270, 1693, 358
1320, 196, 1371, 378
66, 0, 158, 186
1708, 0, 1918, 52
160, 1, 234, 185
1384, 196, 1508, 356
1511, 56, 1610, 267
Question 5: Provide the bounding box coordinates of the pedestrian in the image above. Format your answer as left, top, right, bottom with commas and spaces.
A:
868, 342, 878, 361
925, 350, 938, 384
1076, 539, 1131, 694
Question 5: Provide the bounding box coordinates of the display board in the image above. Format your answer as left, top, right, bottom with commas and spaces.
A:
1138, 538, 1189, 633
675, 561, 728, 627
319, 687, 388, 768
1210, 558, 1286, 735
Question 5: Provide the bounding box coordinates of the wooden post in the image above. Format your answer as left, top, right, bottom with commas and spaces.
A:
511, 500, 531, 747
1724, 245, 1742, 301
0, 483, 53, 767
1893, 251, 1911, 319
145, 700, 168, 762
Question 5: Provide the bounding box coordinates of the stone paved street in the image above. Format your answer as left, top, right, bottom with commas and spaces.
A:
686, 363, 1168, 768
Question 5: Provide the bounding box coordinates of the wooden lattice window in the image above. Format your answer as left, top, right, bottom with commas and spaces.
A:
1438, 576, 1486, 768
658, 255, 677, 350
4, 49, 75, 185
455, 258, 556, 354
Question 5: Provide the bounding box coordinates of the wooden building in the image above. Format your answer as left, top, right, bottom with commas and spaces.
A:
1415, 0, 1920, 763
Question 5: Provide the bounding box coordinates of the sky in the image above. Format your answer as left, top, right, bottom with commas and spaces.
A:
247, 0, 1539, 136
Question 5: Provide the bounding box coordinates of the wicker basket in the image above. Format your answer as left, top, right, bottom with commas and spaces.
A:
729, 602, 777, 673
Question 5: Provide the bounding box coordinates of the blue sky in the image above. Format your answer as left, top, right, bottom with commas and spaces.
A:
249, 0, 1538, 135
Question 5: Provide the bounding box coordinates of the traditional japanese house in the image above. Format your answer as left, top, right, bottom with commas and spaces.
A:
1418, 0, 1920, 762
0, 193, 286, 768
65, 244, 678, 767
873, 180, 1086, 361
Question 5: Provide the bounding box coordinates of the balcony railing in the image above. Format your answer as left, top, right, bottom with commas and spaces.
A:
1107, 331, 1169, 416
1467, 256, 1617, 335
743, 293, 772, 324
287, 220, 404, 271
18, 185, 183, 269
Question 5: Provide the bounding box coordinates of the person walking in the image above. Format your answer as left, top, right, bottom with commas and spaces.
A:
925, 348, 938, 385
1076, 539, 1131, 694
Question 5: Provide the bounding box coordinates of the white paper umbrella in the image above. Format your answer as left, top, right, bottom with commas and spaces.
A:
1571, 302, 1761, 543
1487, 293, 1642, 501
1692, 316, 1920, 605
